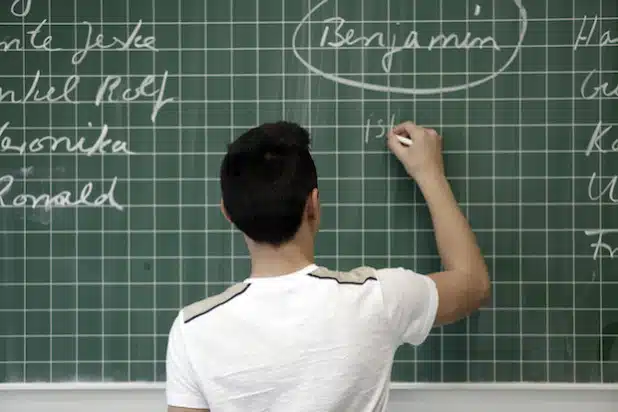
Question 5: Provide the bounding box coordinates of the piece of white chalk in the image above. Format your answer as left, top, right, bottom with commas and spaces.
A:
396, 134, 413, 146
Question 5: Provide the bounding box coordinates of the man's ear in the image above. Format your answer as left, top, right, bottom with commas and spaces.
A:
220, 199, 231, 223
306, 188, 319, 219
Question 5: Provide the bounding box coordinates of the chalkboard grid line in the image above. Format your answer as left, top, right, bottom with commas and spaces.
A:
1, 227, 615, 234
0, 227, 612, 237
4, 67, 618, 75
491, 0, 497, 383
203, 0, 209, 307
361, 0, 365, 274
4, 176, 618, 182
228, 0, 234, 293
98, 0, 104, 380
151, 0, 158, 381
280, 0, 285, 135
2, 96, 617, 104
1, 153, 616, 162
333, 0, 340, 284
545, 0, 550, 381
3, 16, 617, 25
443, 0, 448, 383
20, 0, 27, 383
517, 1, 523, 380
176, 0, 182, 382
3, 69, 618, 77
0, 121, 614, 127
2, 359, 616, 365
254, 0, 258, 284
4, 43, 601, 50
0, 253, 614, 260
0, 149, 612, 159
2, 43, 618, 53
597, 0, 604, 382
120, 0, 127, 381
571, 0, 577, 380
0, 256, 616, 262
3, 307, 615, 314
255, 0, 260, 282
6, 150, 618, 157
73, 0, 79, 382
3, 43, 614, 52
3, 280, 617, 287
47, 0, 53, 382
409, 0, 418, 382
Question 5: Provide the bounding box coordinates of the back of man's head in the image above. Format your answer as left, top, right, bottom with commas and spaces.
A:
220, 121, 318, 246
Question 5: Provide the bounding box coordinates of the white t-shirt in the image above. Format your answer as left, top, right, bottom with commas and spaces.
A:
166, 264, 438, 412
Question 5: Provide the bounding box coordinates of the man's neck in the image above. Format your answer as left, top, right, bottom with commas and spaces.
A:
248, 243, 314, 278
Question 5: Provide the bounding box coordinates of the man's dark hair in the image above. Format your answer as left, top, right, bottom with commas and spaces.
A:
220, 121, 318, 246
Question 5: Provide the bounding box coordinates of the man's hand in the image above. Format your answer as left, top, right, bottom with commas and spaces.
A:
386, 122, 445, 182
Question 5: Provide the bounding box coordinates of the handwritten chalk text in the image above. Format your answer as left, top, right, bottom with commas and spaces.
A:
588, 172, 618, 203
10, 0, 31, 17
0, 175, 123, 211
72, 20, 157, 65
0, 122, 134, 156
319, 16, 500, 73
364, 113, 396, 143
0, 71, 79, 103
585, 122, 617, 156
586, 122, 618, 156
584, 229, 618, 260
0, 20, 58, 52
292, 0, 528, 95
581, 69, 618, 99
94, 72, 174, 122
574, 15, 618, 51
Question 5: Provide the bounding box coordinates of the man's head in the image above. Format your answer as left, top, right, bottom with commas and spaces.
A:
220, 121, 319, 248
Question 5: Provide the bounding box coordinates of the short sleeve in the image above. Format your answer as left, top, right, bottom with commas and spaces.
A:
375, 267, 439, 346
166, 312, 209, 409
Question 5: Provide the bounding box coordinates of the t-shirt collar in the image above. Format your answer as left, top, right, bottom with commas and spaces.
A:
244, 264, 319, 283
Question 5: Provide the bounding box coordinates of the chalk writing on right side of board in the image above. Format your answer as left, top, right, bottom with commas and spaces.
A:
585, 122, 617, 156
578, 13, 618, 261
574, 15, 618, 51
584, 229, 618, 261
578, 16, 618, 98
586, 122, 618, 206
580, 69, 618, 99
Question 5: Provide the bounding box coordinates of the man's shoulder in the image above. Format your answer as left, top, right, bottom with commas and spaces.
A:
182, 282, 251, 324
308, 266, 378, 285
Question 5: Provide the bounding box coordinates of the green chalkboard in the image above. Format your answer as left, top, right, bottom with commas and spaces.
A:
1, 0, 618, 384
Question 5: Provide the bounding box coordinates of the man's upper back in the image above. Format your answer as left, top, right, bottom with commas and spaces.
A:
166, 264, 438, 412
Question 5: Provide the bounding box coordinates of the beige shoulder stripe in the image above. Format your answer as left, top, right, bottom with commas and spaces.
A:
307, 266, 377, 285
183, 283, 250, 323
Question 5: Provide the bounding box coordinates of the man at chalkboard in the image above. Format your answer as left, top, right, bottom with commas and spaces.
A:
165, 121, 490, 412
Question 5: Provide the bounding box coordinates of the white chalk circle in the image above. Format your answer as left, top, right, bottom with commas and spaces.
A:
292, 0, 528, 95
